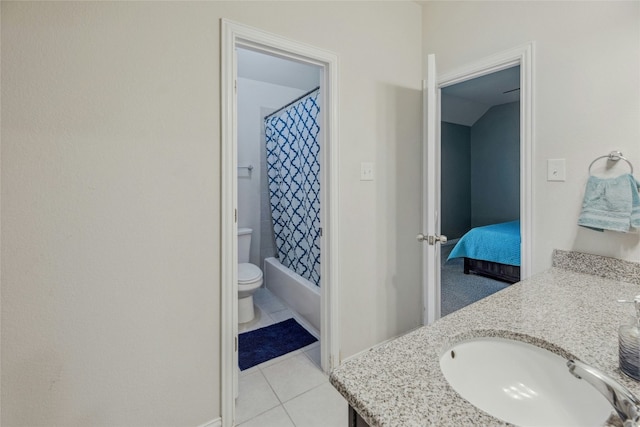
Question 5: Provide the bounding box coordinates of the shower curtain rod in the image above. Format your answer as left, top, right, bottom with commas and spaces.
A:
264, 86, 320, 120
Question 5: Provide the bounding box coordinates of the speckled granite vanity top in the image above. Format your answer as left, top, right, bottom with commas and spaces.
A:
329, 250, 640, 426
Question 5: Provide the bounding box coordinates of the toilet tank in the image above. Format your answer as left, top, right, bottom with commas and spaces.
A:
237, 227, 252, 263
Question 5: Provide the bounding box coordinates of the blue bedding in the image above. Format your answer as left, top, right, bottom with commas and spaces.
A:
447, 220, 521, 266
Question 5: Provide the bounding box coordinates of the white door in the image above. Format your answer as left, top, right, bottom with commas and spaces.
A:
419, 54, 445, 325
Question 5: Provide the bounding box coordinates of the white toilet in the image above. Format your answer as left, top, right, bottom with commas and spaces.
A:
237, 227, 263, 323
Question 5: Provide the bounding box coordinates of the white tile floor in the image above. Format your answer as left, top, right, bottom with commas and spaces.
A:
236, 288, 348, 427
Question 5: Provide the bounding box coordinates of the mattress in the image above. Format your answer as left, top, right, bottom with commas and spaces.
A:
447, 220, 521, 267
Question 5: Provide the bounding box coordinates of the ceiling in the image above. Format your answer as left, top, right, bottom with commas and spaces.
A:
237, 48, 320, 91
441, 66, 520, 126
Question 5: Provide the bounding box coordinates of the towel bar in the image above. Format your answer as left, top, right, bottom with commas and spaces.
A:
588, 151, 634, 175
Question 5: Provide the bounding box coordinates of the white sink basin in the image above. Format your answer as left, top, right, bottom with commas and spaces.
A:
440, 337, 613, 426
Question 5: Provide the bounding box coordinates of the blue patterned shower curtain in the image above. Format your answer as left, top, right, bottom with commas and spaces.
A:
265, 90, 321, 286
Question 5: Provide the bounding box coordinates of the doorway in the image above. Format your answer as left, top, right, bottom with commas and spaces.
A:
440, 66, 521, 316
421, 43, 534, 325
236, 46, 322, 332
221, 20, 340, 427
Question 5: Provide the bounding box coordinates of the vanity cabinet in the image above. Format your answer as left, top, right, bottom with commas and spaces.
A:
349, 406, 370, 427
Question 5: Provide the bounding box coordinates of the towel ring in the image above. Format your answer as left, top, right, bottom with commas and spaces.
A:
588, 151, 634, 175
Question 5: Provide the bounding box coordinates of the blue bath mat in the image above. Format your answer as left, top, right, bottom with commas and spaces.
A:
239, 318, 318, 370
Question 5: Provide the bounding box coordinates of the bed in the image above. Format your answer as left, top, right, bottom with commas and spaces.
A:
447, 220, 521, 284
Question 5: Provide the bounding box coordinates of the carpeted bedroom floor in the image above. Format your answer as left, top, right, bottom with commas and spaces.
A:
440, 243, 510, 317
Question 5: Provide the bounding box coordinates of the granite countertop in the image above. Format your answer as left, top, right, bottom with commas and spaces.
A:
330, 252, 640, 427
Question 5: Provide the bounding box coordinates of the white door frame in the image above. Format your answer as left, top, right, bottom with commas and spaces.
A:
220, 19, 340, 427
422, 42, 534, 325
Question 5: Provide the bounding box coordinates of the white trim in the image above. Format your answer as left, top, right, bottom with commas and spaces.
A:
220, 19, 237, 427
220, 19, 340, 427
197, 418, 222, 427
437, 41, 535, 280
519, 43, 535, 281
438, 43, 530, 88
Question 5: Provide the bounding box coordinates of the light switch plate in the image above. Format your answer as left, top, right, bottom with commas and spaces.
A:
360, 162, 374, 181
547, 159, 566, 181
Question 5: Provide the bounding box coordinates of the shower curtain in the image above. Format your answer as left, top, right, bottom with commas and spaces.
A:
264, 90, 321, 286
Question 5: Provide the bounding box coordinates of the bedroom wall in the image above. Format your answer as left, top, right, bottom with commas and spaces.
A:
423, 1, 640, 273
470, 102, 520, 227
441, 122, 471, 240
1, 2, 422, 425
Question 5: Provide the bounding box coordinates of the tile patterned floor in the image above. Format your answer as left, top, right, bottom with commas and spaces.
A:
236, 288, 348, 427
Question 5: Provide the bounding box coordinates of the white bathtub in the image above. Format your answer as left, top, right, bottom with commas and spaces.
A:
263, 257, 321, 334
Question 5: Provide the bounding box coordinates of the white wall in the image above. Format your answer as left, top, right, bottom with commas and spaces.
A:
2, 2, 221, 426
423, 1, 640, 273
237, 77, 308, 266
1, 1, 423, 425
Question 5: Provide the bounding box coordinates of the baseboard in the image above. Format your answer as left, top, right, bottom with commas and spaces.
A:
197, 417, 221, 427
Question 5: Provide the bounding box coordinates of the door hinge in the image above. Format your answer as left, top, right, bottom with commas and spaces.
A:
234, 209, 237, 223
235, 336, 238, 352
234, 79, 237, 93
319, 227, 323, 237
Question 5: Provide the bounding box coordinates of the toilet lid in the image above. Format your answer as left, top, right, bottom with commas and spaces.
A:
238, 263, 262, 284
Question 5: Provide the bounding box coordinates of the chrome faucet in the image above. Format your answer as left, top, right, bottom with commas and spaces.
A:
568, 359, 640, 427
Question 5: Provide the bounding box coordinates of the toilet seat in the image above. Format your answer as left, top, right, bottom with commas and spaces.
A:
238, 263, 262, 284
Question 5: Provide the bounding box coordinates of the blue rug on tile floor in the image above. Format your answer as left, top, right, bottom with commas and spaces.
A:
239, 318, 317, 370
